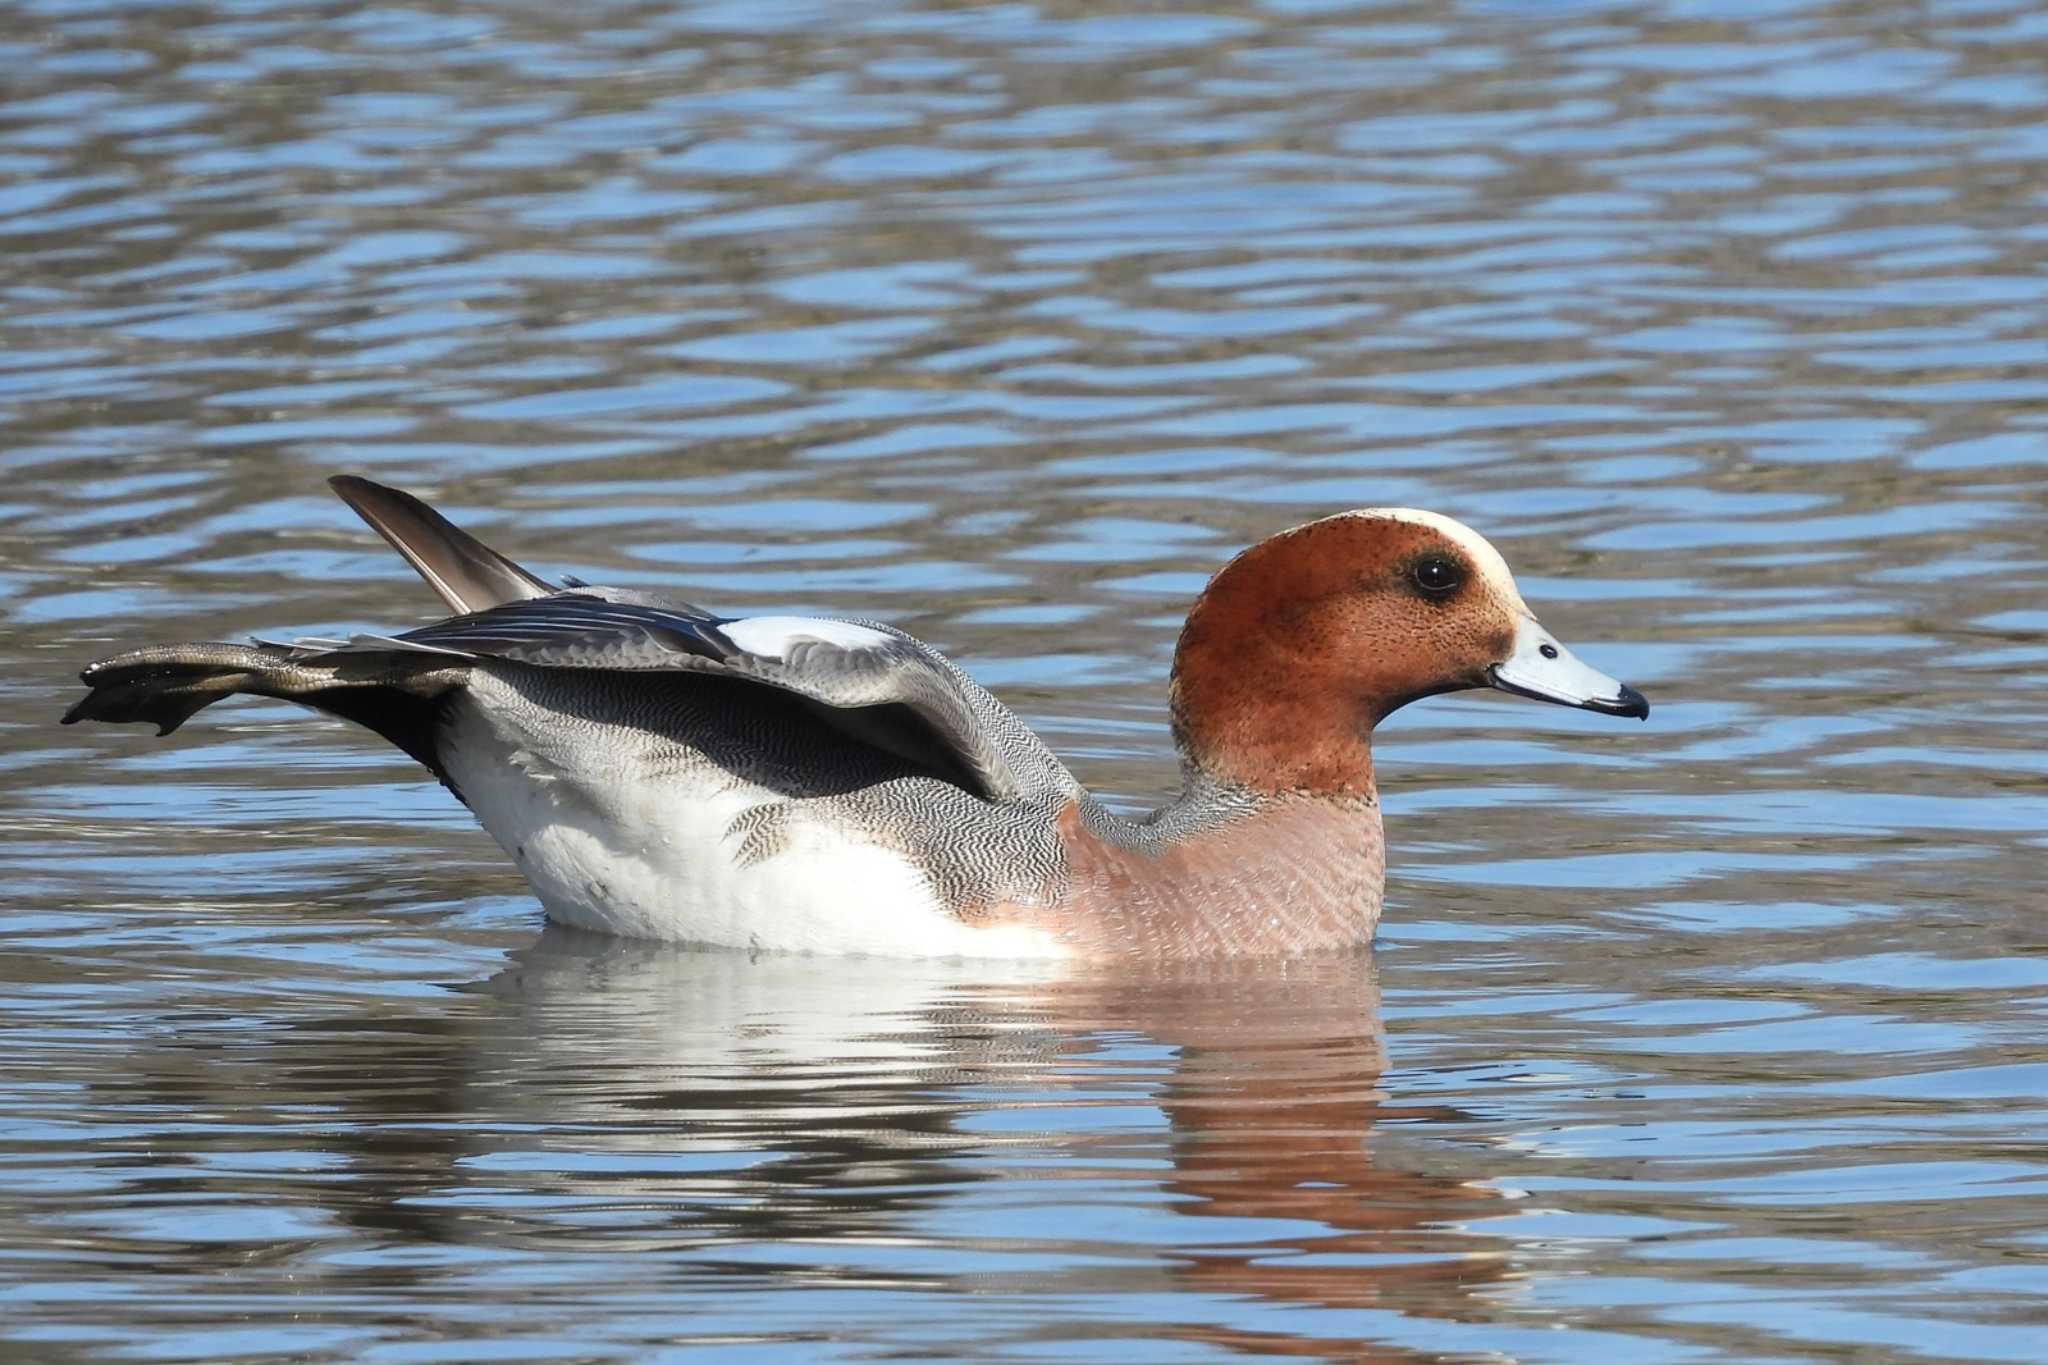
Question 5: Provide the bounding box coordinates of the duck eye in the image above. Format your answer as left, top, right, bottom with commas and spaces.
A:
1411, 556, 1463, 595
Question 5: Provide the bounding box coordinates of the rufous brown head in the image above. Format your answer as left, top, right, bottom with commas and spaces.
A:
1168, 509, 1646, 795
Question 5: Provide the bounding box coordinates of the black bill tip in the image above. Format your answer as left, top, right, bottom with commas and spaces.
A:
1586, 684, 1650, 721
1489, 670, 1650, 721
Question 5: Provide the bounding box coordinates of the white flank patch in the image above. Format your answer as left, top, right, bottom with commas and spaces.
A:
720, 615, 894, 661
441, 673, 1067, 960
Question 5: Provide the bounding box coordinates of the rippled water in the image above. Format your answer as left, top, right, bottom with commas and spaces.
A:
6, 1, 2048, 1360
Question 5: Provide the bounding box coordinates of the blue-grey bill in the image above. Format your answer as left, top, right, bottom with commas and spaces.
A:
1490, 617, 1649, 720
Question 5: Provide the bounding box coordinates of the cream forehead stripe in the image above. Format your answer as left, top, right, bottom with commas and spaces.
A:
1291, 507, 1532, 613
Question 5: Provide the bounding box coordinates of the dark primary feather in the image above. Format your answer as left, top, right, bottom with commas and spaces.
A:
379, 593, 1028, 804
397, 596, 730, 666
330, 475, 558, 614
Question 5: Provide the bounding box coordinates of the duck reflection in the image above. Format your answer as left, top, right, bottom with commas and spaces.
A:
113, 928, 1507, 1359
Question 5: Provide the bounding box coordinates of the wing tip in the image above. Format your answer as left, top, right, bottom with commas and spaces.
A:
325, 473, 558, 613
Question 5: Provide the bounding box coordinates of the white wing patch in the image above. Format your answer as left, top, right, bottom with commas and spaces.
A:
720, 616, 895, 660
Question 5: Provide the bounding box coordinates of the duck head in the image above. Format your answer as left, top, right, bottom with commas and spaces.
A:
1168, 509, 1647, 796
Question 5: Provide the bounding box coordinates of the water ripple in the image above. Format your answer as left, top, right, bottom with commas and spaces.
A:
5, 0, 2048, 1360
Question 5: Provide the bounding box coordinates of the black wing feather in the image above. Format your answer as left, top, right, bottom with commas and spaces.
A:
383, 595, 1023, 802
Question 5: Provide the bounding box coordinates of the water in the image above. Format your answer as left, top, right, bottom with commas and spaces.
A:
5, 0, 2048, 1359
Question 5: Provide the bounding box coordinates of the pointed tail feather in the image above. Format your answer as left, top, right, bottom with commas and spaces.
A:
63, 643, 308, 735
64, 642, 470, 788
329, 475, 557, 614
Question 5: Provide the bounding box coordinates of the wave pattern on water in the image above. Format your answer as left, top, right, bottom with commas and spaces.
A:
4, 1, 2048, 1361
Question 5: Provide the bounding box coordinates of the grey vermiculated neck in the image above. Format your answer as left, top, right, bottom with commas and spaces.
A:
936, 647, 1303, 855
1069, 769, 1275, 856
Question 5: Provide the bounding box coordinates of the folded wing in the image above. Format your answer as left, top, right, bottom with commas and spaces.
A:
350, 594, 1026, 803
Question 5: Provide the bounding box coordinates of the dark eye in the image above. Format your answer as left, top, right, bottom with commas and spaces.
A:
1411, 556, 1463, 595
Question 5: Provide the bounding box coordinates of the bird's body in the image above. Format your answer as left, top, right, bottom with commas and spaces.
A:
65, 477, 1645, 959
440, 659, 1074, 955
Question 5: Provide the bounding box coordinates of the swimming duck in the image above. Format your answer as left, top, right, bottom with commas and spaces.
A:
65, 477, 1646, 958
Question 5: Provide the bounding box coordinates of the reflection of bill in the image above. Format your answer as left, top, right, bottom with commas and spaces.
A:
461, 931, 1507, 1358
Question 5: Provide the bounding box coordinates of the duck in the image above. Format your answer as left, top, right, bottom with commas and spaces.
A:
64, 476, 1647, 959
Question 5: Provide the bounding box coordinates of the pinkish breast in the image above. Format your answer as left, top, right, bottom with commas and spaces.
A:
1024, 796, 1386, 958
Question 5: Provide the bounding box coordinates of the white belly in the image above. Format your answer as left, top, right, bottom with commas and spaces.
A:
439, 678, 1067, 959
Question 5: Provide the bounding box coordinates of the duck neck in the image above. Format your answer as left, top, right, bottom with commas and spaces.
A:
1166, 587, 1380, 800
1168, 689, 1378, 798
1144, 761, 1378, 853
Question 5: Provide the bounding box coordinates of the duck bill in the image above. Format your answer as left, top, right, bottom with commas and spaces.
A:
1489, 616, 1648, 720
